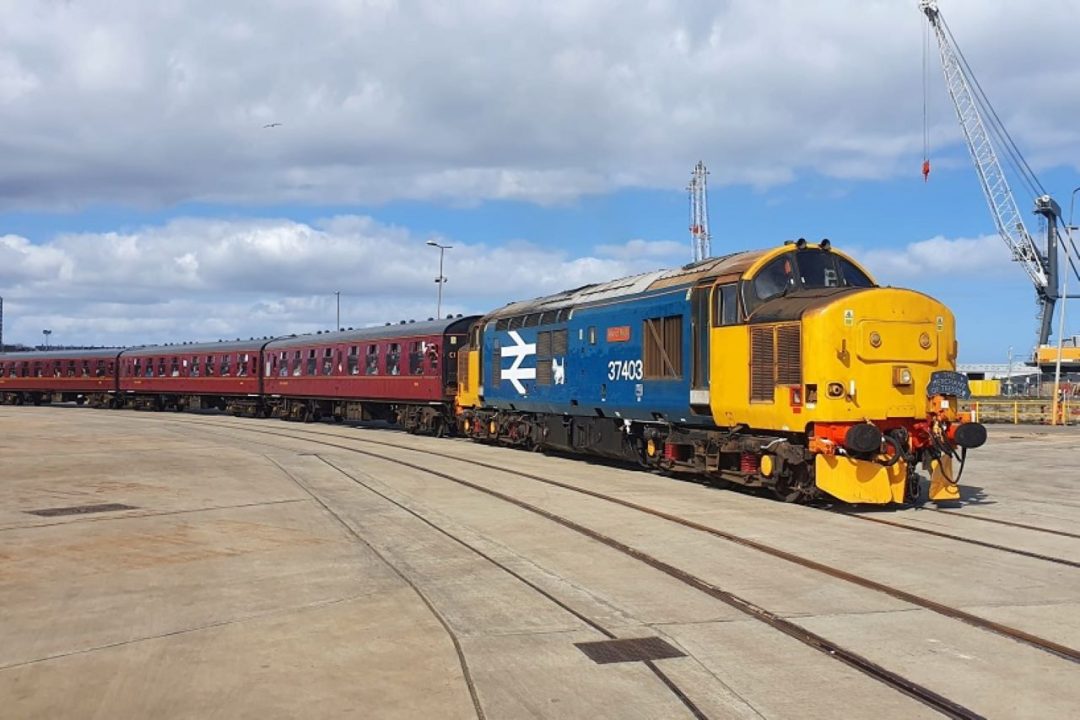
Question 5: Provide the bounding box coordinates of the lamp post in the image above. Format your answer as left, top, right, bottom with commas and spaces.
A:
425, 240, 453, 319
334, 291, 341, 331
43, 329, 52, 350
1051, 186, 1079, 424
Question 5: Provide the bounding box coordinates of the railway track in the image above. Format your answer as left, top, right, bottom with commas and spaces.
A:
213, 424, 982, 719
168, 414, 1080, 668
923, 507, 1080, 540
834, 511, 1080, 569
266, 453, 710, 720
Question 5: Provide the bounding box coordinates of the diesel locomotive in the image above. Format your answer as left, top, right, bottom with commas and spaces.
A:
0, 240, 985, 505
456, 239, 986, 504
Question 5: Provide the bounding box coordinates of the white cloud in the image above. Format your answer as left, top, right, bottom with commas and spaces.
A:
848, 234, 1015, 285
0, 0, 1076, 209
0, 216, 682, 347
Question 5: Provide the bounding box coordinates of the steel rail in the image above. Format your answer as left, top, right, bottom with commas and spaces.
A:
168, 415, 1080, 666
174, 418, 993, 717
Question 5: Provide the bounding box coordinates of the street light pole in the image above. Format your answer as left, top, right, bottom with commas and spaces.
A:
334, 291, 341, 331
43, 329, 52, 350
425, 240, 453, 319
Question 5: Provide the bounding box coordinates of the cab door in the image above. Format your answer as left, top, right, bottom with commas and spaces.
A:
690, 284, 711, 411
708, 282, 746, 425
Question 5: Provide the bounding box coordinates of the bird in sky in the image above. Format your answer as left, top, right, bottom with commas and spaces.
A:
262, 122, 283, 129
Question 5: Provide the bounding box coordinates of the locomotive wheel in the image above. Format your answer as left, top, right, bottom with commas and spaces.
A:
771, 478, 802, 503
772, 466, 809, 503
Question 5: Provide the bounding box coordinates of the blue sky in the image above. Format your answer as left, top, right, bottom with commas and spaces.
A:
1, 1, 1078, 362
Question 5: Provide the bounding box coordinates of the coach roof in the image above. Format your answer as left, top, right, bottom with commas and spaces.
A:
266, 316, 478, 350
0, 348, 123, 360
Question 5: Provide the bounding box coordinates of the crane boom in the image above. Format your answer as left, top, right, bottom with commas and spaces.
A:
920, 0, 1061, 346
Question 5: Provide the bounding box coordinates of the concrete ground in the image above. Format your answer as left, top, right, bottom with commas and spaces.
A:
1, 408, 1077, 719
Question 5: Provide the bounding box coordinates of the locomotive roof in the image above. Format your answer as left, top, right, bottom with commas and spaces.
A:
485, 248, 768, 320
266, 315, 478, 350
0, 348, 123, 361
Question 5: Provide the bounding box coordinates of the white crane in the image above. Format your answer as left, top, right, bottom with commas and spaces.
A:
919, 0, 1079, 350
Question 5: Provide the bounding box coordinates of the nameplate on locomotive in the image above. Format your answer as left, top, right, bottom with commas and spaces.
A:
926, 370, 971, 399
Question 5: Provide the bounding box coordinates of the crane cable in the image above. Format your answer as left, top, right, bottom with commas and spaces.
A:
922, 20, 931, 182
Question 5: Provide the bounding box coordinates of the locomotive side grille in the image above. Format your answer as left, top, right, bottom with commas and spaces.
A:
551, 329, 568, 356
536, 358, 552, 385
491, 346, 501, 385
750, 327, 775, 402
776, 325, 802, 386
643, 315, 683, 379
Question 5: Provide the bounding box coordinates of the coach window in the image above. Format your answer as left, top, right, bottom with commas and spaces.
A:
65, 360, 75, 377
643, 316, 683, 379
53, 361, 62, 377
303, 349, 314, 376
322, 348, 333, 376
158, 358, 166, 377
237, 354, 248, 377
171, 358, 180, 377
146, 359, 156, 377
365, 344, 379, 375
203, 355, 213, 376
713, 284, 740, 327
427, 343, 439, 373
220, 354, 230, 375
348, 346, 360, 375
191, 356, 200, 377
409, 341, 423, 375
387, 343, 401, 375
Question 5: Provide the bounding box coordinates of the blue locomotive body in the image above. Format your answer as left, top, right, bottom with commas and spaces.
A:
480, 281, 711, 427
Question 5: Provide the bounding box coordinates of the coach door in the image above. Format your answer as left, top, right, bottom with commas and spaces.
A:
690, 284, 710, 411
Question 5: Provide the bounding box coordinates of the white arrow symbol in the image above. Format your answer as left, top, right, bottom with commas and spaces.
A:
501, 330, 536, 395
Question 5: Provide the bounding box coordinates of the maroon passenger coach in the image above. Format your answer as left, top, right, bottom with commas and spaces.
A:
263, 316, 477, 432
0, 348, 121, 406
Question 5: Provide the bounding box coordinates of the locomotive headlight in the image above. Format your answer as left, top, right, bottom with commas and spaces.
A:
892, 365, 913, 386
869, 331, 882, 348
919, 332, 932, 350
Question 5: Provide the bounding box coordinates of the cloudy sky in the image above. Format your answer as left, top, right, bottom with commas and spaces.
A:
2, 0, 1079, 361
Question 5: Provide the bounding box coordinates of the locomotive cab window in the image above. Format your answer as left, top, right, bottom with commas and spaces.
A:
713, 284, 740, 327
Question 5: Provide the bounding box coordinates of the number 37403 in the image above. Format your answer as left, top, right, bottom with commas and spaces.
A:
607, 359, 643, 381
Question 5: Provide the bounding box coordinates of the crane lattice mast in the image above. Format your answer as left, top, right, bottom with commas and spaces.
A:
920, 0, 1063, 347
688, 161, 711, 263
